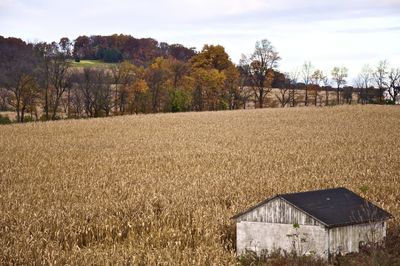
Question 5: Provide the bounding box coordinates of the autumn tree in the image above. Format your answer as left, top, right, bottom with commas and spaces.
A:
167, 58, 190, 88
224, 65, 241, 110
121, 65, 151, 114
111, 61, 137, 114
166, 58, 193, 112
331, 66, 348, 104
167, 44, 196, 62
145, 57, 172, 112
127, 79, 149, 114
191, 68, 225, 111
190, 45, 231, 71
190, 45, 236, 111
240, 39, 281, 108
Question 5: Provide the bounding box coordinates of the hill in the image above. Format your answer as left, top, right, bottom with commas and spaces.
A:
0, 105, 399, 264
73, 34, 196, 65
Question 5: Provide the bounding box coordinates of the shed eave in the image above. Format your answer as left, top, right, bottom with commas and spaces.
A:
325, 217, 393, 229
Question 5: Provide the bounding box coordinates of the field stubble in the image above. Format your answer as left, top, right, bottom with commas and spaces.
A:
0, 105, 399, 264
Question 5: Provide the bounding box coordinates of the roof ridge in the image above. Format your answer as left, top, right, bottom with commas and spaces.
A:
280, 187, 348, 196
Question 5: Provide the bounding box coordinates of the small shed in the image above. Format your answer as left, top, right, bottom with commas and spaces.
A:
232, 187, 392, 260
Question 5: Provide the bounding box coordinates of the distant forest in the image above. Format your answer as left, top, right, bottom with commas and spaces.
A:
0, 34, 399, 124
73, 35, 196, 64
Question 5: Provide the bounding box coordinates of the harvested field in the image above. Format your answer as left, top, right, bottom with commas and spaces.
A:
0, 105, 399, 264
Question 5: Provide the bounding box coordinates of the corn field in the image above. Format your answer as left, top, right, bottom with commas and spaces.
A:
0, 105, 399, 265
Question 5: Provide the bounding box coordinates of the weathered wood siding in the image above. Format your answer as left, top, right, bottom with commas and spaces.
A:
328, 221, 387, 255
237, 198, 322, 226
237, 221, 329, 259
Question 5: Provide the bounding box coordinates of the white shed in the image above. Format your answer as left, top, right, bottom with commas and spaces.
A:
232, 187, 392, 260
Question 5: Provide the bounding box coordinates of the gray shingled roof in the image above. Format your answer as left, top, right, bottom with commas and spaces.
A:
232, 187, 392, 228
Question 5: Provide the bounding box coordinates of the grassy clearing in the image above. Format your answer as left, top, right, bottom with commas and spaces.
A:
0, 111, 15, 120
69, 59, 117, 68
0, 105, 399, 264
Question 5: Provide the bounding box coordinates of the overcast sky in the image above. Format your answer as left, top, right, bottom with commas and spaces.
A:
1, 0, 400, 80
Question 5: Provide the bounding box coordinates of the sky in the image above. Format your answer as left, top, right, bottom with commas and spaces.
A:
1, 0, 400, 81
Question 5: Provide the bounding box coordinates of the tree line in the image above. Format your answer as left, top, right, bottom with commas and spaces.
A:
0, 35, 399, 123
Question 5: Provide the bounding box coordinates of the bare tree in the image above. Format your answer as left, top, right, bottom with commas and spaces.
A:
8, 75, 40, 122
34, 38, 73, 120
288, 69, 300, 107
34, 42, 52, 120
224, 66, 240, 110
387, 68, 400, 103
373, 60, 389, 104
72, 68, 113, 118
275, 86, 291, 107
240, 39, 281, 108
96, 70, 113, 116
49, 42, 71, 120
359, 65, 373, 89
0, 37, 39, 122
68, 84, 84, 118
237, 65, 253, 109
301, 62, 314, 106
311, 69, 325, 106
356, 65, 373, 104
0, 88, 12, 111
321, 72, 330, 106
331, 66, 348, 104
274, 73, 291, 107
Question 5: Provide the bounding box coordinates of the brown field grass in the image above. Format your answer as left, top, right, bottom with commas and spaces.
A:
0, 105, 399, 264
